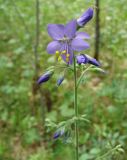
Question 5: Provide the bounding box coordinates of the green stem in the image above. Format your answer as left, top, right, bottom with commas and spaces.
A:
73, 56, 79, 160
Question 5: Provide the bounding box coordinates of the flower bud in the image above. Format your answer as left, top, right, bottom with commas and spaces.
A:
76, 54, 88, 64
53, 129, 65, 139
85, 54, 100, 67
76, 54, 100, 67
53, 131, 61, 139
57, 76, 64, 86
77, 8, 93, 27
37, 70, 54, 84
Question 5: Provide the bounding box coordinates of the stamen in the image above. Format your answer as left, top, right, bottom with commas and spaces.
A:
56, 50, 59, 54
58, 56, 62, 62
61, 50, 66, 54
66, 57, 69, 62
55, 51, 60, 57
66, 54, 70, 57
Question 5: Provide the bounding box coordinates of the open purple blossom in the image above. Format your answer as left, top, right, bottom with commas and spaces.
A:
47, 20, 90, 65
77, 8, 94, 27
57, 76, 64, 86
37, 71, 53, 84
76, 54, 100, 67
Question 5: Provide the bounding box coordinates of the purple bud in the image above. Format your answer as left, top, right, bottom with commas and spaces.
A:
53, 131, 61, 139
76, 54, 89, 65
76, 54, 100, 67
37, 70, 53, 84
53, 129, 65, 139
57, 77, 64, 86
77, 8, 94, 27
85, 54, 101, 67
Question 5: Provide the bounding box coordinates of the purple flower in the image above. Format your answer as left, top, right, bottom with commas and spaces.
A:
57, 77, 64, 86
77, 8, 94, 27
47, 20, 90, 65
76, 54, 100, 67
37, 71, 53, 84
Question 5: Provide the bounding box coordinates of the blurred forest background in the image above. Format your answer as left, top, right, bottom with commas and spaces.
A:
0, 0, 127, 160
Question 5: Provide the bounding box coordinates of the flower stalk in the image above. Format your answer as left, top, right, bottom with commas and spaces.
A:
36, 7, 102, 160
73, 56, 79, 160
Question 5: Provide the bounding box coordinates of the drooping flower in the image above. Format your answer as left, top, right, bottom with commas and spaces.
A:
47, 20, 90, 65
77, 8, 94, 27
53, 129, 64, 139
76, 54, 100, 67
53, 131, 61, 139
57, 76, 64, 86
37, 70, 54, 84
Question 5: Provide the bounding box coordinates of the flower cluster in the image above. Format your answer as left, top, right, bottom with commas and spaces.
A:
37, 7, 103, 145
46, 7, 93, 65
37, 8, 101, 87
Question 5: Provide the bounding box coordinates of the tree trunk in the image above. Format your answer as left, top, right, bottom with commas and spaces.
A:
94, 0, 100, 60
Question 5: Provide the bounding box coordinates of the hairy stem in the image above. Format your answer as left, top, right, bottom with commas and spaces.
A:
77, 65, 92, 88
73, 57, 79, 160
95, 145, 123, 160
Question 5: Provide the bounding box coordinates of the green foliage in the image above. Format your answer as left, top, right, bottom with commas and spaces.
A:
0, 0, 127, 159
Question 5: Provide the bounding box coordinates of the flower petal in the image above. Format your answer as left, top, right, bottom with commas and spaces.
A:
64, 20, 77, 38
61, 43, 74, 65
47, 24, 64, 40
47, 41, 62, 54
71, 38, 90, 51
68, 47, 74, 65
75, 32, 90, 39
